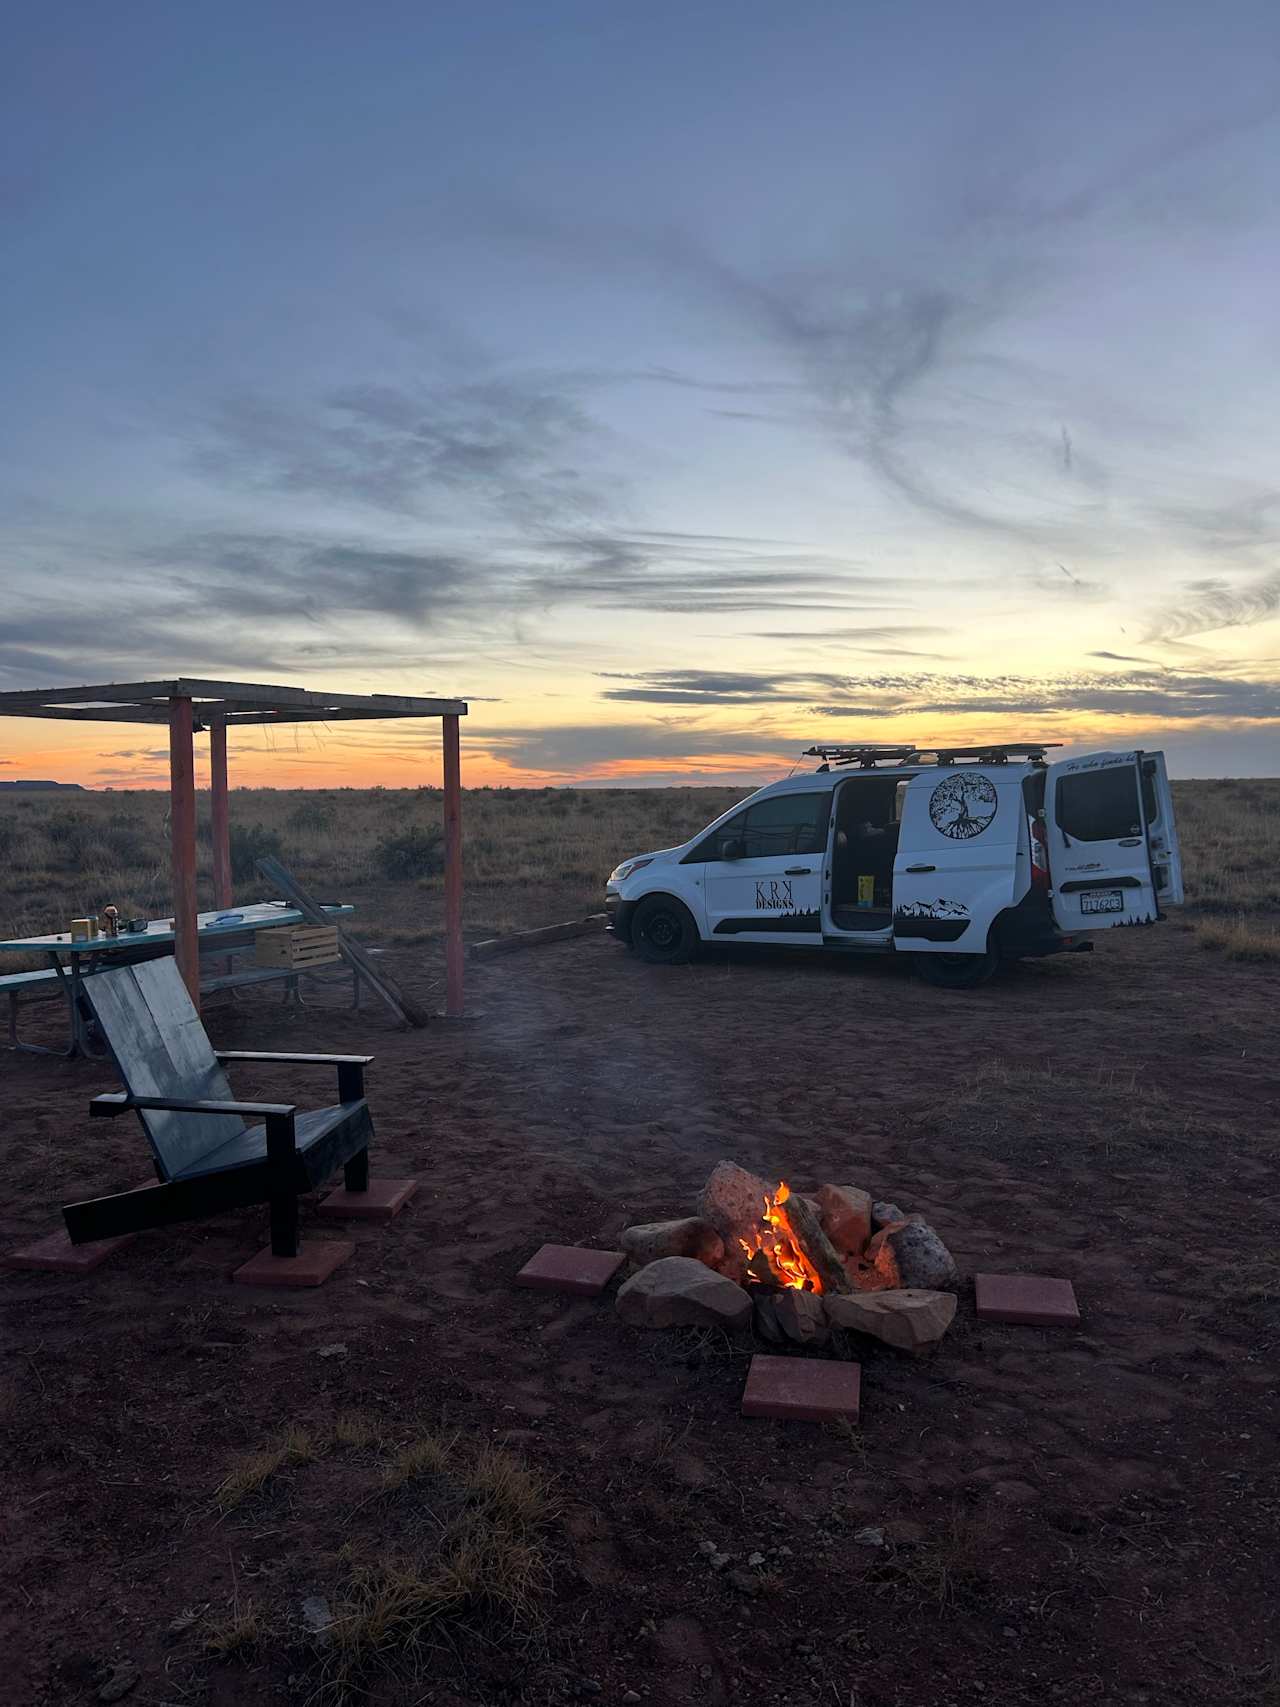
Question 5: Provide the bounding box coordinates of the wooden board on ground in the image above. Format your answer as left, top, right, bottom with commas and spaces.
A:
254, 856, 430, 1029
469, 914, 607, 960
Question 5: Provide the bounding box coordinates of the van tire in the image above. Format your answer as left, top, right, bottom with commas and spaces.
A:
914, 947, 1000, 989
631, 896, 700, 965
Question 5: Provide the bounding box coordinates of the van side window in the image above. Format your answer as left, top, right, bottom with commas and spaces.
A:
1056, 769, 1142, 842
685, 792, 831, 862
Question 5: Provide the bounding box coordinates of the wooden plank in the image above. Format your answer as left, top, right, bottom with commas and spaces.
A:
0, 678, 469, 716
168, 696, 200, 1007
469, 915, 608, 960
254, 856, 430, 1029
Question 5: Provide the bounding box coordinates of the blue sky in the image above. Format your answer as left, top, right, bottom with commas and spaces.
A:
2, 0, 1278, 785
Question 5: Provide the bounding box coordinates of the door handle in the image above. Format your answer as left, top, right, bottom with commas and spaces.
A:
1118, 837, 1142, 846
784, 866, 812, 876
904, 863, 935, 873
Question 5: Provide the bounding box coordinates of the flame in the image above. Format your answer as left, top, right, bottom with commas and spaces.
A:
738, 1181, 824, 1293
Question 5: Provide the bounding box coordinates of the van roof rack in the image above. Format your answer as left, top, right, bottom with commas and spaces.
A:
806, 742, 1062, 771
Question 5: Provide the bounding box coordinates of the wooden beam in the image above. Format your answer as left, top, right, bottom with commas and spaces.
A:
469, 915, 607, 959
442, 713, 464, 1017
209, 715, 232, 910
168, 697, 200, 1009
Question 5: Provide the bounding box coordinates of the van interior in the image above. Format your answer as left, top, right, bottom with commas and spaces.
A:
829, 776, 907, 931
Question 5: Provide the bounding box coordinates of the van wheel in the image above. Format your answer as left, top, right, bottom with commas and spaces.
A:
631, 896, 699, 965
914, 948, 1000, 989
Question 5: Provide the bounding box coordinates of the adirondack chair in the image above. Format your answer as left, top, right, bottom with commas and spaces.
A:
61, 957, 374, 1258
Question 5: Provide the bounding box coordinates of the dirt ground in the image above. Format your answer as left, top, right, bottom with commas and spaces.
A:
2, 916, 1278, 1707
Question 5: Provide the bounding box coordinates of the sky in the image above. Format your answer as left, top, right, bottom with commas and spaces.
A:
2, 0, 1279, 788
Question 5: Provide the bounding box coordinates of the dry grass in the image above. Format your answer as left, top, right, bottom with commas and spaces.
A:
197, 1421, 557, 1703
1, 777, 1274, 965
1192, 917, 1280, 961
0, 784, 747, 958
202, 1600, 265, 1657
213, 1424, 321, 1514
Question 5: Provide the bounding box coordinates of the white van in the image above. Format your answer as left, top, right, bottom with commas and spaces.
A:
605, 744, 1183, 987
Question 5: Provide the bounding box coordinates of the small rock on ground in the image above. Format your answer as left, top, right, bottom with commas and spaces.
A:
97, 1665, 140, 1704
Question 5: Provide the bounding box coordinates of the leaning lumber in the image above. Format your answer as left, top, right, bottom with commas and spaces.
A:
779, 1192, 852, 1295
468, 914, 607, 960
254, 856, 430, 1029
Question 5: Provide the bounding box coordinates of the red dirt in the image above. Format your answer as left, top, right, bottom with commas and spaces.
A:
2, 916, 1278, 1707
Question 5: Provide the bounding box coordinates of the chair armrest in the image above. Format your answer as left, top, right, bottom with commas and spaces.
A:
215, 1050, 371, 1103
90, 1091, 299, 1119
214, 1051, 374, 1066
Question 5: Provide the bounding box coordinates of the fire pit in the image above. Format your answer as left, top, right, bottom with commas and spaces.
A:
616, 1160, 959, 1355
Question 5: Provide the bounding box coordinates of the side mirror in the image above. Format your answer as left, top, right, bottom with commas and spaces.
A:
721, 836, 746, 861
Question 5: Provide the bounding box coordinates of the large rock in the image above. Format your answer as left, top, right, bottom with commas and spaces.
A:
697, 1161, 772, 1244
615, 1257, 752, 1331
871, 1200, 907, 1230
697, 1161, 773, 1281
865, 1221, 958, 1291
621, 1217, 725, 1269
816, 1185, 873, 1259
754, 1289, 828, 1347
825, 1288, 956, 1353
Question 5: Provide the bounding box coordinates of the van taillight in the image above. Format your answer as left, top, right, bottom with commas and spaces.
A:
1030, 816, 1050, 890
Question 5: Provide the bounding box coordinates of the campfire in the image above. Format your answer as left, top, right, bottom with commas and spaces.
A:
616, 1160, 960, 1355
739, 1183, 823, 1292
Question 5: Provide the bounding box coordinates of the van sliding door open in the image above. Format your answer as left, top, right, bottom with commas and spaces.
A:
1044, 751, 1167, 932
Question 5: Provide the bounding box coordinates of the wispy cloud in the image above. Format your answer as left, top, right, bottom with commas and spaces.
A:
1144, 568, 1280, 642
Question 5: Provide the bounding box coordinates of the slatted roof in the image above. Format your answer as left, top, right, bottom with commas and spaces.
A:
0, 678, 468, 728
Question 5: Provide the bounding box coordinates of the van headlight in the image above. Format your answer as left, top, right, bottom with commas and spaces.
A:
609, 857, 654, 883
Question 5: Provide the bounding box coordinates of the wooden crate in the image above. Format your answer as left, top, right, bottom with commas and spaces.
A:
254, 925, 341, 970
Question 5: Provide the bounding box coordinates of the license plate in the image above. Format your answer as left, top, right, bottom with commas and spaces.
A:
1081, 889, 1124, 914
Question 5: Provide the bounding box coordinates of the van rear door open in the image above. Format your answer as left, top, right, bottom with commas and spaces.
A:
1044, 750, 1179, 932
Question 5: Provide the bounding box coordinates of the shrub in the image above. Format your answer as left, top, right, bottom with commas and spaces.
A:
229, 822, 285, 883
373, 825, 445, 880
288, 798, 338, 833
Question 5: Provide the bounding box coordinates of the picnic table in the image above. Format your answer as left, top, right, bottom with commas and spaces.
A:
0, 901, 355, 1059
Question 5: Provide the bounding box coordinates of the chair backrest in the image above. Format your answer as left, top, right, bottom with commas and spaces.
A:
82, 959, 245, 1179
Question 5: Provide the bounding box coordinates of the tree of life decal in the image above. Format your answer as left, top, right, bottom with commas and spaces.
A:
928, 771, 999, 841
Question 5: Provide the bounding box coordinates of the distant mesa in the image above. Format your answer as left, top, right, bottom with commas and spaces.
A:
0, 779, 85, 792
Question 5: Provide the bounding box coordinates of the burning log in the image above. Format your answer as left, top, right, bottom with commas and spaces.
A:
777, 1190, 852, 1296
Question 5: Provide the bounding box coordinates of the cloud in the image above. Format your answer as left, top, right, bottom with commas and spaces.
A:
598, 665, 1280, 722
195, 375, 607, 528
598, 668, 869, 705
1144, 568, 1280, 642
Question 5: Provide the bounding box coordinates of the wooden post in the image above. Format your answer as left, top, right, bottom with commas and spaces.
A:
209, 714, 232, 910
168, 696, 200, 1008
442, 712, 464, 1017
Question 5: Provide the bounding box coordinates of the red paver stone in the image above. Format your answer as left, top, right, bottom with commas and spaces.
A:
233, 1240, 355, 1288
515, 1244, 625, 1296
741, 1354, 861, 1422
974, 1273, 1080, 1327
318, 1178, 419, 1222
3, 1228, 137, 1274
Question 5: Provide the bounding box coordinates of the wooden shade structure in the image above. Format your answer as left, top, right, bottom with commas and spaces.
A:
0, 679, 469, 1015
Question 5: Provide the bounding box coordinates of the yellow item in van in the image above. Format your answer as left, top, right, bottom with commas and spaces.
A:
71, 918, 95, 941
857, 874, 875, 908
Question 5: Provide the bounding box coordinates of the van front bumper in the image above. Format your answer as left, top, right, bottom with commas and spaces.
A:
604, 890, 635, 945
